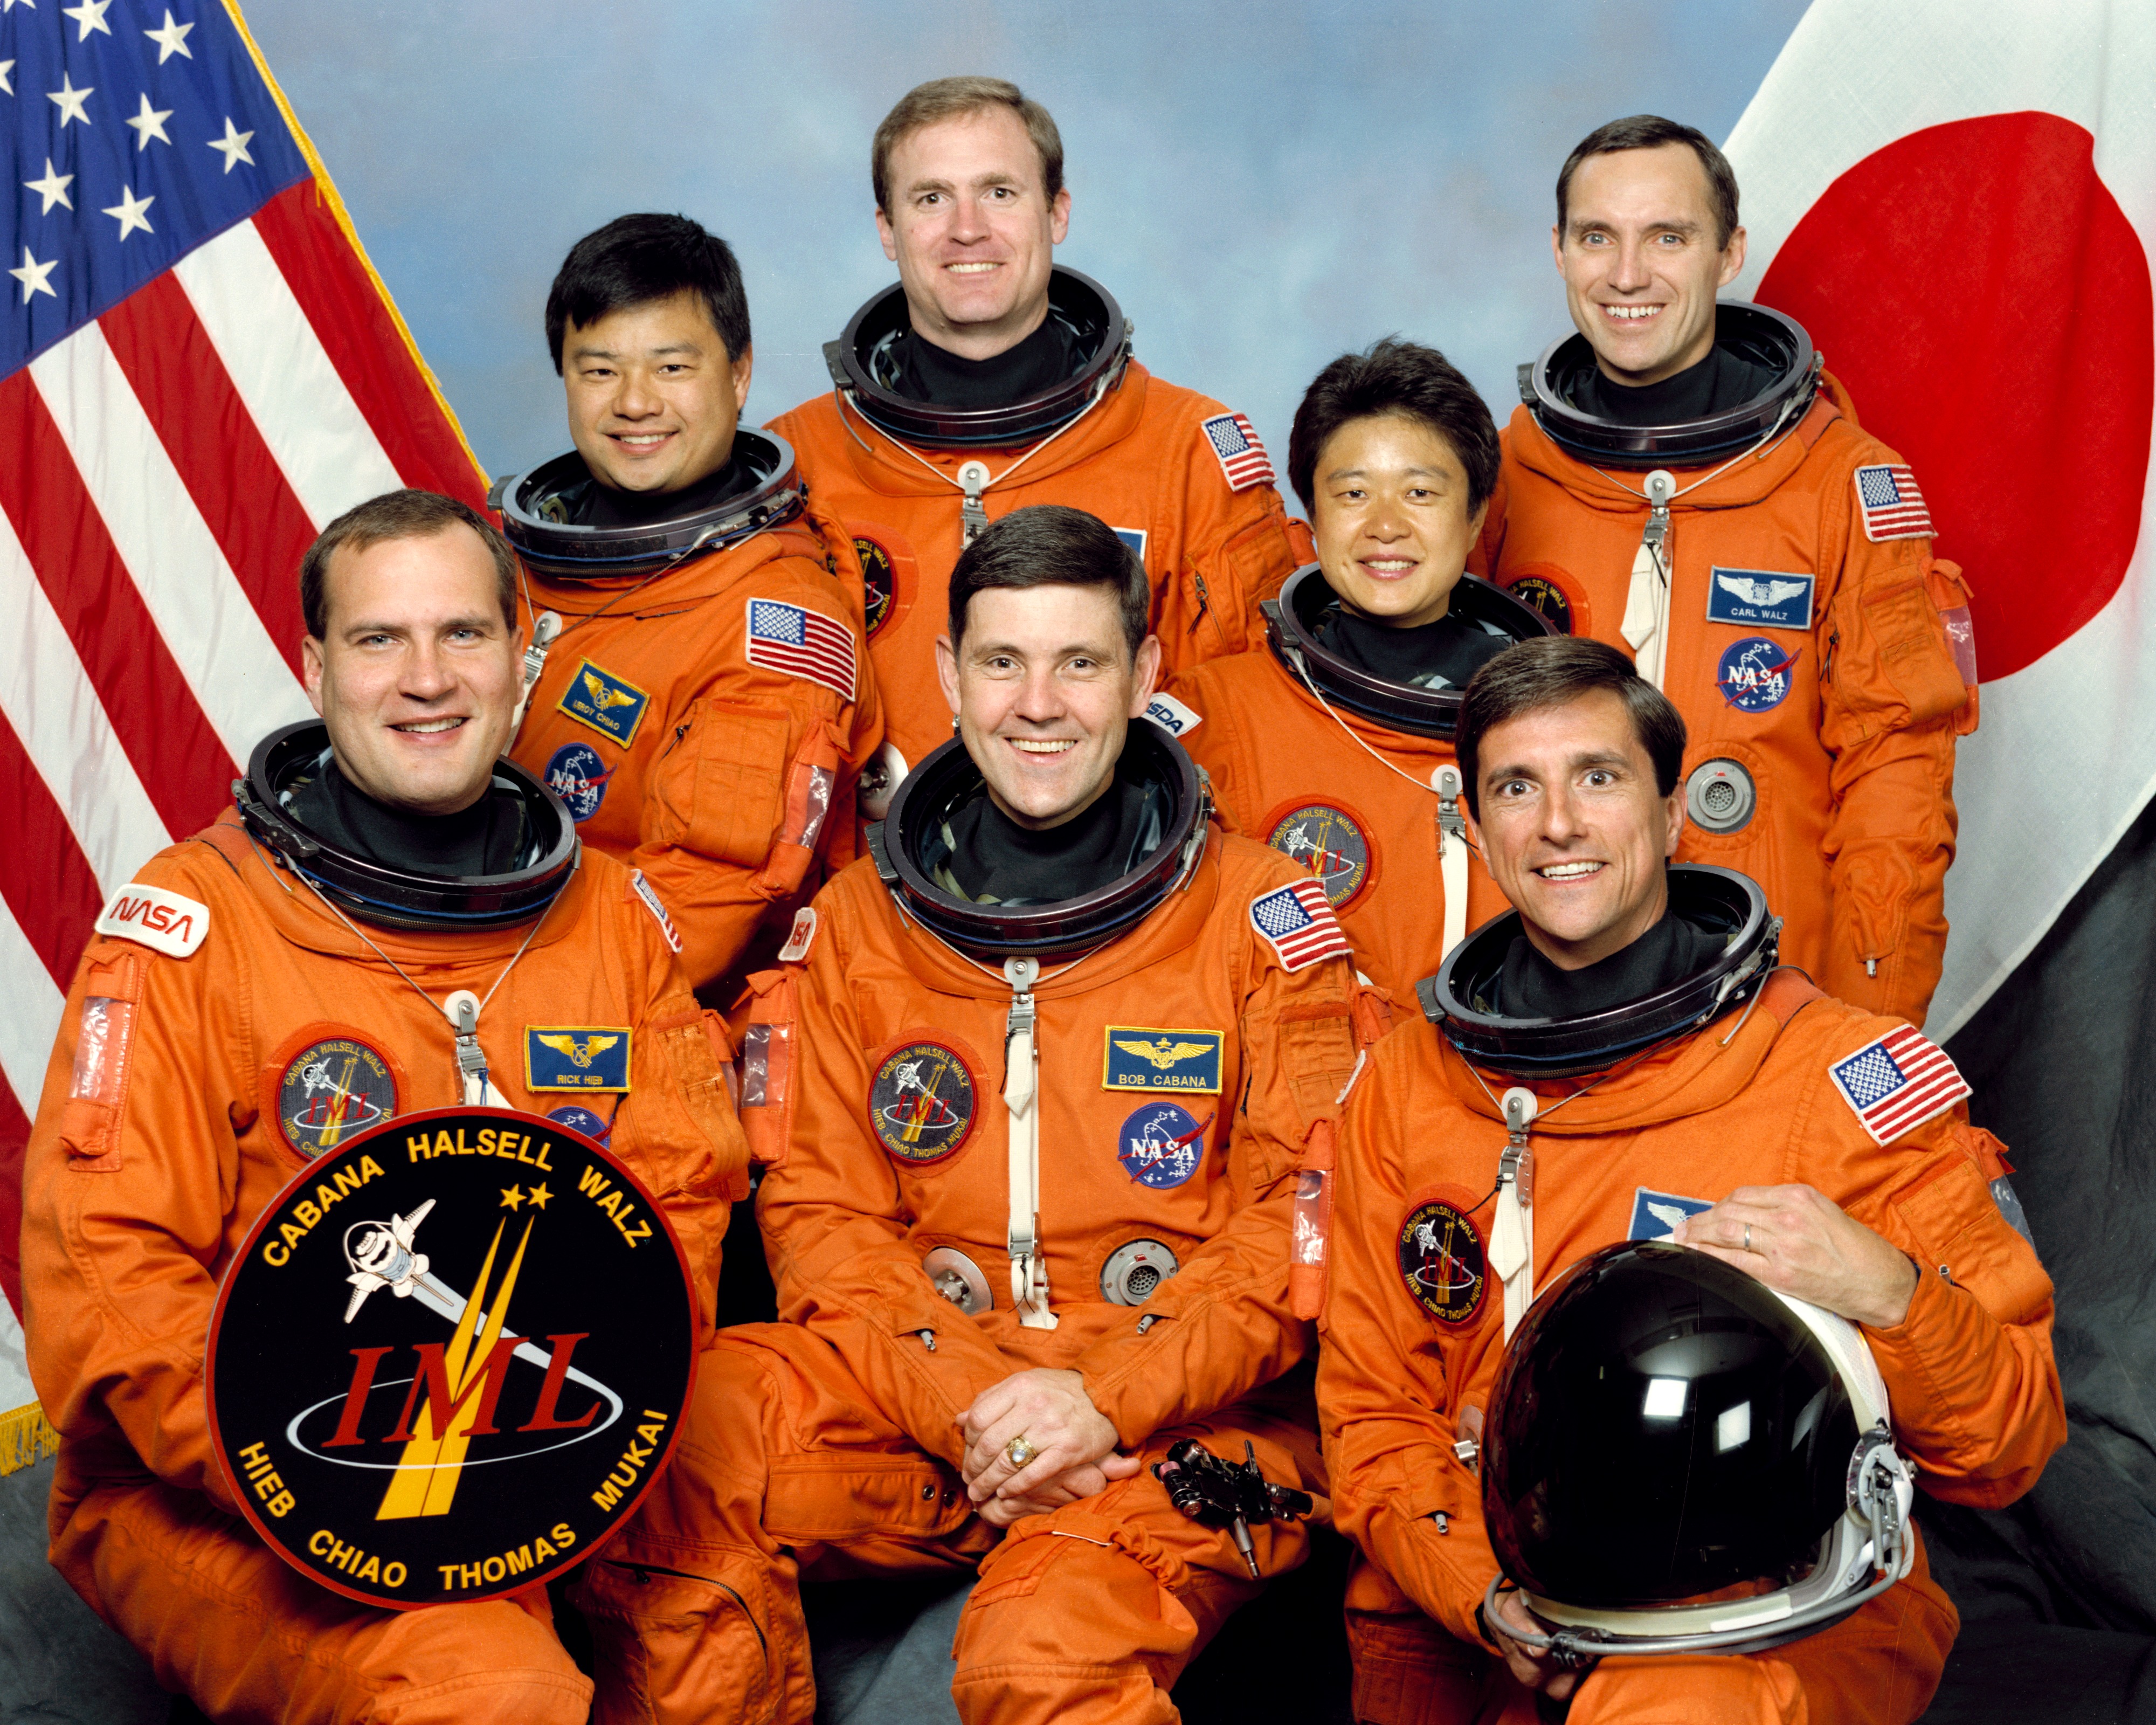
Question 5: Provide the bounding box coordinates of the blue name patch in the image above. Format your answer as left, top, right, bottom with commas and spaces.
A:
1113, 527, 1149, 564
1706, 568, 1814, 631
557, 659, 652, 747
1628, 1186, 1713, 1241
524, 1027, 633, 1093
1103, 1027, 1225, 1093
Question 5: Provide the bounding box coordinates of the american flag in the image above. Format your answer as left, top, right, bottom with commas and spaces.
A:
1249, 879, 1352, 973
745, 596, 858, 701
1854, 463, 1934, 542
1200, 410, 1274, 493
1827, 1024, 1971, 1146
0, 1, 486, 1378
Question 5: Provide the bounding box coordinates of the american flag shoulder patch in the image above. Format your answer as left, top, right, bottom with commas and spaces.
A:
628, 870, 682, 954
1854, 464, 1934, 542
1827, 1024, 1970, 1146
1200, 411, 1275, 493
1249, 879, 1352, 973
746, 598, 858, 701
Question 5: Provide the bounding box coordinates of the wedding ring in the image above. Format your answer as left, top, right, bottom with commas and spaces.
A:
1744, 1223, 1753, 1252
1005, 1435, 1038, 1469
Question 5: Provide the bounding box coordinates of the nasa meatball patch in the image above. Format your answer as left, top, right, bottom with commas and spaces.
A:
543, 742, 614, 823
1264, 801, 1374, 908
205, 1106, 696, 1610
273, 1031, 399, 1161
1117, 1101, 1212, 1189
1397, 1197, 1487, 1326
868, 1038, 979, 1165
1716, 637, 1800, 712
546, 1105, 612, 1144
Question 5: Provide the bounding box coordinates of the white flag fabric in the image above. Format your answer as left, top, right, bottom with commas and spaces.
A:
1723, 0, 2156, 1040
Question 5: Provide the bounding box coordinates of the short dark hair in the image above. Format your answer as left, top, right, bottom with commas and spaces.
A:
544, 213, 750, 375
947, 505, 1148, 661
1455, 637, 1687, 820
1287, 337, 1500, 518
1556, 116, 1741, 252
300, 489, 519, 641
873, 76, 1064, 216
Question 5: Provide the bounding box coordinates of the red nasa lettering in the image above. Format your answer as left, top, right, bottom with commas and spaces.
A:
94, 882, 211, 958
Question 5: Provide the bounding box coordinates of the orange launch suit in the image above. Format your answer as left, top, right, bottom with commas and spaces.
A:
577, 831, 1363, 1724
1473, 380, 1976, 1024
770, 365, 1304, 777
1318, 973, 2064, 1725
19, 813, 747, 1725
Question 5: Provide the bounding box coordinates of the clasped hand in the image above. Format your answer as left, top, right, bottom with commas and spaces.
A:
955, 1368, 1141, 1528
1668, 1182, 1918, 1328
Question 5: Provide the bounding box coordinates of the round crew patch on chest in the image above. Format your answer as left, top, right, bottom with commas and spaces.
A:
855, 536, 897, 638
543, 741, 614, 824
1397, 1199, 1487, 1326
277, 1035, 398, 1161
1116, 1102, 1212, 1189
1264, 802, 1373, 908
1504, 564, 1581, 636
1716, 636, 1801, 712
869, 1039, 978, 1165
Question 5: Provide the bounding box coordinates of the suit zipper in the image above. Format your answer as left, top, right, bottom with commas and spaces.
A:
605, 1560, 769, 1660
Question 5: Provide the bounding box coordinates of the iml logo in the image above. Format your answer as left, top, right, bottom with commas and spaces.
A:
95, 882, 210, 958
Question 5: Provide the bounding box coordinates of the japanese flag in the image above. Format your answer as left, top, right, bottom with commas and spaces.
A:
1723, 0, 2155, 1039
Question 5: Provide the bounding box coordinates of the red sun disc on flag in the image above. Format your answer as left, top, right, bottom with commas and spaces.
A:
1757, 112, 2153, 681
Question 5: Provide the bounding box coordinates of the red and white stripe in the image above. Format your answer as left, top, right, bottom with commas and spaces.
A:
1856, 464, 1935, 541
1833, 1025, 1971, 1146
0, 178, 488, 1337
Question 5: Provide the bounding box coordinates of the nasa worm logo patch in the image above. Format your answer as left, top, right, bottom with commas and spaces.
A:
1716, 636, 1801, 712
543, 742, 614, 824
273, 1031, 399, 1162
1264, 801, 1374, 908
868, 1038, 978, 1165
1397, 1198, 1487, 1326
205, 1107, 696, 1610
1116, 1102, 1212, 1190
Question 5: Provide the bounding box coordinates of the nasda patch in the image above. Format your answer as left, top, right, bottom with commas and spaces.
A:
1264, 801, 1373, 908
869, 1038, 978, 1165
274, 1033, 398, 1161
1397, 1196, 1486, 1326
1143, 692, 1202, 739
777, 906, 818, 963
95, 881, 209, 958
628, 871, 681, 954
1199, 411, 1275, 493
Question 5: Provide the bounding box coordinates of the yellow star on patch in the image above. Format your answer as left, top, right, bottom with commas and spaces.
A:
501, 1185, 524, 1210
527, 1183, 551, 1210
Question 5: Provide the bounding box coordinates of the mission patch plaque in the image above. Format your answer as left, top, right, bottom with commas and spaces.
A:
206, 1106, 697, 1609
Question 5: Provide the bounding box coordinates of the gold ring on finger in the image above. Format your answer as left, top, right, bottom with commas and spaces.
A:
1005, 1435, 1038, 1469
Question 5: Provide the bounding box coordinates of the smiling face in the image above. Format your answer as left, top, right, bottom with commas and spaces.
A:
1554, 143, 1746, 388
302, 524, 523, 816
935, 582, 1160, 830
1312, 413, 1489, 629
562, 289, 751, 494
876, 105, 1072, 361
1464, 688, 1686, 969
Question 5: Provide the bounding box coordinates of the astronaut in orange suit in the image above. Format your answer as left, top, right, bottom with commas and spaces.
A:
1317, 637, 2062, 1725
19, 493, 746, 1725
768, 77, 1303, 785
576, 506, 1362, 1724
499, 213, 882, 1000
1471, 116, 1975, 1025
1165, 340, 1551, 1005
